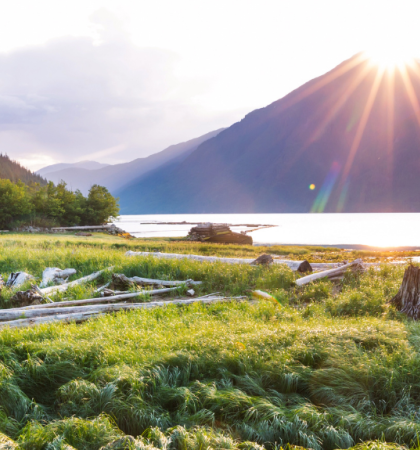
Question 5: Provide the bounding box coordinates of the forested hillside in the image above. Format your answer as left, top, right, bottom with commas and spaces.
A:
0, 154, 46, 185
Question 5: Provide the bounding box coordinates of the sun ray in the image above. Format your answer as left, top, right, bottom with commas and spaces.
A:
338, 67, 385, 191
398, 64, 420, 129
308, 62, 374, 144
385, 67, 395, 186
276, 53, 368, 113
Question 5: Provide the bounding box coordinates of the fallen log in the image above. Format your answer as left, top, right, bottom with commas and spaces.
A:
40, 267, 77, 288
295, 259, 365, 286
125, 251, 343, 271
390, 265, 420, 319
131, 276, 202, 287
39, 267, 113, 296
6, 272, 34, 288
13, 286, 180, 311
0, 296, 243, 329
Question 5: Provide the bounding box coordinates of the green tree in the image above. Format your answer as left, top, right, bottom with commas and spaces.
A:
83, 185, 119, 225
0, 179, 32, 228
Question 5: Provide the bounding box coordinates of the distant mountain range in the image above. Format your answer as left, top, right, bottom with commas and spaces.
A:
37, 129, 224, 195
0, 154, 46, 186
116, 53, 420, 213
37, 161, 110, 177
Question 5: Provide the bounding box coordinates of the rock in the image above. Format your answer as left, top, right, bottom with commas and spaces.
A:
297, 260, 313, 273
250, 254, 274, 265
6, 272, 34, 288
187, 289, 195, 296
100, 436, 136, 450
10, 289, 43, 307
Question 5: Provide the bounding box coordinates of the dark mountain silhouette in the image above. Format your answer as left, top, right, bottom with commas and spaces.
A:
37, 129, 224, 195
0, 154, 46, 185
117, 53, 420, 213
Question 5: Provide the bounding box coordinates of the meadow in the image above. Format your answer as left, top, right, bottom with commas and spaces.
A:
0, 233, 418, 449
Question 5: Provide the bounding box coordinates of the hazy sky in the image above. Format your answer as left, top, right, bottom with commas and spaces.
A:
1, 0, 419, 170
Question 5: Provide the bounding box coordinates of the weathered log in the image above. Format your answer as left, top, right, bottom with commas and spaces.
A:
130, 276, 202, 287
250, 254, 274, 265
40, 267, 77, 288
111, 274, 135, 290
13, 286, 181, 311
0, 275, 4, 292
0, 296, 242, 329
39, 267, 113, 296
295, 259, 365, 286
297, 260, 313, 273
125, 251, 345, 271
390, 265, 420, 319
10, 289, 43, 307
6, 272, 34, 288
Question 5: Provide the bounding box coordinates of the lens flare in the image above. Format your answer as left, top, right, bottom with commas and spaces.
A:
309, 184, 316, 190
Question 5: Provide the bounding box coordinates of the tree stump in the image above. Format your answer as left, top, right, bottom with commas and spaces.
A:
250, 254, 274, 265
390, 266, 420, 319
297, 260, 313, 273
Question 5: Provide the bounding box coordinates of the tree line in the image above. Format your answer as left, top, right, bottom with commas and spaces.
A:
0, 179, 119, 229
0, 154, 47, 186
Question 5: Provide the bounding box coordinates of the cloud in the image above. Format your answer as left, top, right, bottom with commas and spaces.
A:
0, 10, 240, 170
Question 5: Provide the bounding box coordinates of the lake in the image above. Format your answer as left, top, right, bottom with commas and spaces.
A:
113, 213, 420, 248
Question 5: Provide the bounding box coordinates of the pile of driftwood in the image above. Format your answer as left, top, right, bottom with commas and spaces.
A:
0, 266, 246, 329
186, 223, 253, 245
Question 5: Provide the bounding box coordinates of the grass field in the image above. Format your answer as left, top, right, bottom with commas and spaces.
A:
0, 233, 418, 449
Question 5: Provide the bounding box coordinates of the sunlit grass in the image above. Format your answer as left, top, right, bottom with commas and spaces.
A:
0, 233, 418, 448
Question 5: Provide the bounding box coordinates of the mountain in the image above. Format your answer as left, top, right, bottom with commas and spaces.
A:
38, 129, 224, 194
117, 53, 420, 213
0, 154, 46, 185
37, 161, 109, 177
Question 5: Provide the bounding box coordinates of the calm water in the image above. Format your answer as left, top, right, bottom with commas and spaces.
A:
113, 214, 420, 248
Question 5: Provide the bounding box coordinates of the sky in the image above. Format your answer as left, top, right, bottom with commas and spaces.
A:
1, 0, 420, 170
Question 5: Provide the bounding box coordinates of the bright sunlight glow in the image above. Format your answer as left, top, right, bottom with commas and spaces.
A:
365, 40, 419, 70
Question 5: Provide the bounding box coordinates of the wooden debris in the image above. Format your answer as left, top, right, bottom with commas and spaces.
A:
15, 286, 180, 310
75, 232, 92, 236
0, 296, 244, 329
187, 289, 195, 296
39, 267, 113, 296
40, 267, 77, 288
251, 254, 274, 265
6, 272, 34, 288
390, 265, 420, 319
297, 260, 313, 273
295, 259, 365, 286
126, 251, 347, 271
0, 275, 4, 292
111, 273, 135, 290
10, 289, 43, 307
186, 222, 253, 245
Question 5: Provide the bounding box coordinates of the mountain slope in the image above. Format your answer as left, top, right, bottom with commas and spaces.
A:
0, 154, 46, 185
40, 129, 224, 194
37, 161, 109, 177
118, 53, 420, 213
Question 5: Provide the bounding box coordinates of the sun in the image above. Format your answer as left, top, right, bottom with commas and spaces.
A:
365, 42, 418, 70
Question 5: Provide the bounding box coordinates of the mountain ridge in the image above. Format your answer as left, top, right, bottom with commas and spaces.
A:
38, 128, 225, 194
118, 53, 420, 213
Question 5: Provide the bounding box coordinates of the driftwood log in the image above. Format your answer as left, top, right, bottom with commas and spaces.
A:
39, 267, 113, 296
295, 259, 365, 286
10, 289, 43, 307
14, 287, 181, 311
0, 296, 243, 329
126, 251, 345, 271
390, 266, 420, 319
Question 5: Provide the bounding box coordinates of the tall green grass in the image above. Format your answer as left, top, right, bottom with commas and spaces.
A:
0, 233, 418, 449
